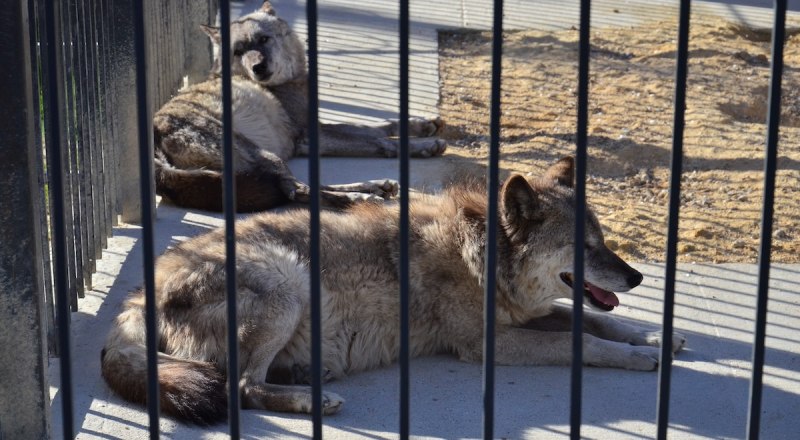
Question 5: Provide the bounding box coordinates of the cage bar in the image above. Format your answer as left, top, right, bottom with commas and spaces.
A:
656, 1, 691, 438
747, 1, 786, 438
399, 0, 411, 437
570, 1, 591, 438
132, 0, 160, 436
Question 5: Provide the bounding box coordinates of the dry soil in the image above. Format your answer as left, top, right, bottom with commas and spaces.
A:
438, 17, 800, 263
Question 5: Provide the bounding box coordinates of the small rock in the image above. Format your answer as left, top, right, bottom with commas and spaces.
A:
679, 243, 696, 253
693, 228, 714, 239
617, 242, 636, 253
733, 239, 746, 249
606, 239, 619, 251
774, 229, 789, 240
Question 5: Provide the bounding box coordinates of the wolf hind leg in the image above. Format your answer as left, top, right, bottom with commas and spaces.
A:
323, 179, 399, 198
299, 122, 447, 158
379, 116, 445, 138
285, 179, 394, 208
231, 257, 344, 415
242, 383, 344, 415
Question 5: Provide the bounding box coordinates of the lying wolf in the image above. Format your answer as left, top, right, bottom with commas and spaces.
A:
154, 1, 446, 212
101, 157, 686, 424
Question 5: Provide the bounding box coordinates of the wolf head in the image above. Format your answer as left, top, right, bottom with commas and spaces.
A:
499, 157, 643, 314
201, 1, 307, 86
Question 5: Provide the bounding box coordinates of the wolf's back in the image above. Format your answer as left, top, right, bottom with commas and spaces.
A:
154, 152, 289, 212
100, 294, 228, 425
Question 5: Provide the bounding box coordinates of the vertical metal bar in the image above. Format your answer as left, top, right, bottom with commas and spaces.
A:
483, 0, 503, 438
65, 0, 90, 295
99, 0, 120, 225
74, 0, 97, 288
0, 1, 51, 437
656, 1, 690, 438
132, 0, 160, 436
85, 0, 107, 257
747, 1, 786, 438
30, 0, 59, 355
398, 0, 410, 437
93, 0, 112, 240
307, 0, 323, 437
43, 0, 74, 436
116, 0, 143, 223
219, 0, 241, 437
60, 0, 81, 310
571, 0, 591, 438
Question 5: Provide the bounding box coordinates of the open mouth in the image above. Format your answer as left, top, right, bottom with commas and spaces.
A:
560, 272, 619, 312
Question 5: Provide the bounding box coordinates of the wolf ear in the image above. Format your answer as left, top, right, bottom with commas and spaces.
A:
260, 1, 277, 15
200, 24, 221, 43
543, 156, 575, 188
501, 174, 539, 225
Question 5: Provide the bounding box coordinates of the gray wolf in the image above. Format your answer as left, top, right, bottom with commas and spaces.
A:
101, 156, 686, 424
154, 1, 446, 212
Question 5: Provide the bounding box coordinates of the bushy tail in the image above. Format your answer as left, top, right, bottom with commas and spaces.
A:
100, 296, 228, 425
154, 151, 289, 212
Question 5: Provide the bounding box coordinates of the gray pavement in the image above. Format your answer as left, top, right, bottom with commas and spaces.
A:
49, 0, 800, 438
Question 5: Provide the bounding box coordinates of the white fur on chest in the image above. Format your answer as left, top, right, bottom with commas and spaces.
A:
231, 80, 295, 161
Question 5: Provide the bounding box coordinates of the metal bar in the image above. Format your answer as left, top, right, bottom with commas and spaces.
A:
747, 1, 786, 438
60, 0, 81, 310
307, 0, 323, 437
219, 0, 241, 437
656, 1, 691, 438
398, 0, 410, 437
0, 1, 51, 436
30, 0, 59, 355
116, 0, 143, 223
99, 0, 120, 224
66, 0, 84, 304
73, 0, 96, 289
483, 0, 503, 438
571, 0, 591, 438
85, 0, 106, 258
43, 0, 74, 436
132, 0, 160, 436
93, 0, 112, 239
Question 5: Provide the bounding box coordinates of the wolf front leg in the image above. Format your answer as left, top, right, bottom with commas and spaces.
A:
530, 303, 687, 353
459, 326, 661, 371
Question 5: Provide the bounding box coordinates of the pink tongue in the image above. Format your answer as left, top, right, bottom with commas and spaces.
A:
586, 283, 620, 307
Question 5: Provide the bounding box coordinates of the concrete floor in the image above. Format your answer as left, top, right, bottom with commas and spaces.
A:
49, 0, 800, 438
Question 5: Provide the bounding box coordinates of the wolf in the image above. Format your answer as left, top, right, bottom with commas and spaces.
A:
101, 156, 686, 424
154, 1, 446, 212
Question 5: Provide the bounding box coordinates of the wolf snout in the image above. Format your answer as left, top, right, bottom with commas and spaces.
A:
627, 270, 643, 289
252, 62, 271, 80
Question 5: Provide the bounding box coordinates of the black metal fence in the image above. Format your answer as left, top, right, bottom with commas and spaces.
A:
0, 0, 788, 438
1, 0, 217, 437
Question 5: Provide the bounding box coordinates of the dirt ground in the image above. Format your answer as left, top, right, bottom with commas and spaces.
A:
437, 17, 800, 263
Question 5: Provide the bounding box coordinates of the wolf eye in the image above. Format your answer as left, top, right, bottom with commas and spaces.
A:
233, 48, 243, 57
258, 35, 270, 44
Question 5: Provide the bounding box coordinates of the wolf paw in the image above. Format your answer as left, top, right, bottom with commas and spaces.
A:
346, 193, 386, 203
322, 391, 345, 415
409, 138, 447, 158
291, 364, 335, 385
629, 347, 660, 371
366, 179, 400, 198
639, 330, 687, 353
408, 116, 445, 137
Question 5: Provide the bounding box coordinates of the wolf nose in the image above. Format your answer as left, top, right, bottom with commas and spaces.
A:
628, 271, 644, 288
253, 62, 270, 78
